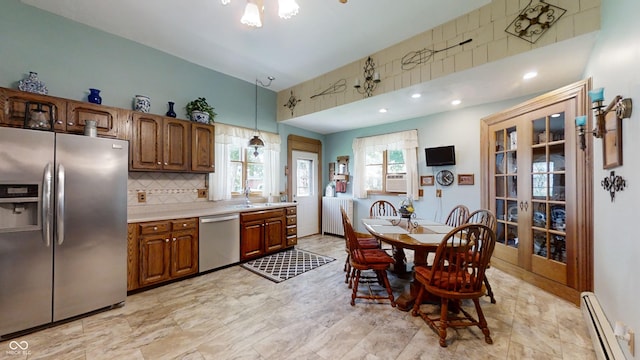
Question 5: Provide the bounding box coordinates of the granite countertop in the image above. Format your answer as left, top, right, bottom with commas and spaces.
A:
128, 201, 297, 223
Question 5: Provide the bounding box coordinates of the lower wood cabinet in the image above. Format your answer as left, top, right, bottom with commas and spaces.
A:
240, 207, 297, 261
127, 217, 198, 291
285, 206, 297, 246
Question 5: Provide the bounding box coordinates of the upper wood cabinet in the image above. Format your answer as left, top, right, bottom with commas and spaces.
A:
131, 113, 190, 172
0, 87, 128, 139
0, 87, 67, 132
130, 113, 215, 173
191, 123, 215, 172
66, 100, 126, 138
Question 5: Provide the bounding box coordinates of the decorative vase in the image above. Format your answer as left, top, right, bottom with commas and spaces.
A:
191, 110, 209, 124
88, 88, 102, 104
166, 101, 177, 117
133, 95, 151, 113
18, 71, 48, 95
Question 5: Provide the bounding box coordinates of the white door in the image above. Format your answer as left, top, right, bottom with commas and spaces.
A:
292, 150, 319, 237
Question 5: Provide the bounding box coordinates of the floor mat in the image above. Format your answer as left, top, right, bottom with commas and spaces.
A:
241, 248, 335, 283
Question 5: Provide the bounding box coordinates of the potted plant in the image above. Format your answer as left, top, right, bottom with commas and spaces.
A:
186, 97, 217, 124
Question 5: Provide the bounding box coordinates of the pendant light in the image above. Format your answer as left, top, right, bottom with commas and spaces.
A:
249, 76, 274, 157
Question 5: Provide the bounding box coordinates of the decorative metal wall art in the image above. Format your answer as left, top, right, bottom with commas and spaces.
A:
401, 39, 472, 71
353, 57, 380, 98
310, 79, 347, 99
601, 171, 626, 202
505, 0, 566, 44
283, 91, 301, 116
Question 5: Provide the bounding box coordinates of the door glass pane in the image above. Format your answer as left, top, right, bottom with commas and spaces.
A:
532, 147, 547, 172
550, 112, 565, 141
531, 202, 547, 228
507, 224, 518, 248
507, 175, 517, 198
507, 127, 517, 150
549, 144, 565, 171
532, 173, 549, 200
551, 205, 566, 232
550, 235, 566, 262
495, 199, 506, 221
496, 222, 506, 245
495, 152, 505, 174
533, 230, 548, 257
506, 152, 517, 174
495, 177, 505, 198
507, 200, 518, 222
533, 117, 546, 145
495, 130, 505, 151
296, 159, 312, 197
551, 174, 565, 201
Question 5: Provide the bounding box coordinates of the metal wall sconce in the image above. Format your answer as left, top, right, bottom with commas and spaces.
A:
588, 88, 632, 138
576, 88, 633, 158
354, 57, 380, 98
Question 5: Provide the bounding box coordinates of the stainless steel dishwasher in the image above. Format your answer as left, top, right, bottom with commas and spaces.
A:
199, 213, 240, 273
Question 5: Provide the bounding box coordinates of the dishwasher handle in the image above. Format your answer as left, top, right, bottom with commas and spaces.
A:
200, 214, 239, 223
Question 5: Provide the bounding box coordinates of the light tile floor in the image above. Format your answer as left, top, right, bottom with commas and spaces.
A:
1, 234, 595, 360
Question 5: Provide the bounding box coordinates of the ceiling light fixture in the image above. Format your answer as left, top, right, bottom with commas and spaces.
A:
451, 99, 461, 106
523, 71, 538, 80
249, 76, 275, 157
411, 93, 422, 99
223, 0, 300, 28
379, 108, 388, 113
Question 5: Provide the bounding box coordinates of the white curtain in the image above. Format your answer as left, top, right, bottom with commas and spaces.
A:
352, 129, 419, 200
210, 123, 280, 201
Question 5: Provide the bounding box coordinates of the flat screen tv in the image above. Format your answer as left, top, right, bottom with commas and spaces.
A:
425, 145, 456, 166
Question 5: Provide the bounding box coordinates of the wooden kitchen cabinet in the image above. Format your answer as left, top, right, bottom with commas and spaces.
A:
0, 87, 66, 131
127, 218, 198, 290
240, 208, 288, 261
130, 113, 190, 171
66, 100, 127, 138
285, 206, 297, 246
191, 123, 215, 172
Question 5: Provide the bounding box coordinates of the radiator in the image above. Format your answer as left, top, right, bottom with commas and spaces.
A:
581, 292, 626, 360
322, 197, 353, 236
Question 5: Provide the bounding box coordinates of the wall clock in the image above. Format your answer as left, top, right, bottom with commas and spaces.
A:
436, 170, 454, 186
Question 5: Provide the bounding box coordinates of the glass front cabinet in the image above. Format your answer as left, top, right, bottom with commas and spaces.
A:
481, 80, 593, 304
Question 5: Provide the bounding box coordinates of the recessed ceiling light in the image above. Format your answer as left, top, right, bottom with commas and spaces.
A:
523, 71, 538, 80
411, 93, 421, 99
451, 99, 461, 106
379, 108, 388, 113
551, 113, 561, 118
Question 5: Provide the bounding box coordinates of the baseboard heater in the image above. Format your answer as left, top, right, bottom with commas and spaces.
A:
581, 292, 626, 360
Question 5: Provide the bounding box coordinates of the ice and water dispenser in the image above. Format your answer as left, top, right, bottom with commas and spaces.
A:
0, 184, 40, 232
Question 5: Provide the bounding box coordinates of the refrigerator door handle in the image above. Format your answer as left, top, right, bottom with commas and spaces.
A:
56, 164, 65, 246
42, 162, 53, 247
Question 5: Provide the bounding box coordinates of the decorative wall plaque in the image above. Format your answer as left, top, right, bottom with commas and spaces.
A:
505, 0, 566, 44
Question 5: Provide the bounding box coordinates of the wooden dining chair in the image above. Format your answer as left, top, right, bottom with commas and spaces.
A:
340, 207, 379, 286
466, 209, 497, 304
445, 204, 469, 227
342, 207, 396, 307
369, 200, 398, 217
411, 223, 496, 347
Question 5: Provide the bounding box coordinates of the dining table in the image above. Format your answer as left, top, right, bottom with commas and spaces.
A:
362, 216, 456, 311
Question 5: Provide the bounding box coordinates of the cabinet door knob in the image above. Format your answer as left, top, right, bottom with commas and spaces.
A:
56, 120, 63, 124
164, 162, 168, 165
183, 223, 187, 227
153, 226, 158, 231
165, 238, 169, 243
157, 162, 161, 165
172, 237, 176, 241
67, 122, 74, 126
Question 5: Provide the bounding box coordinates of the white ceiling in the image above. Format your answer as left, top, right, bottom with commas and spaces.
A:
21, 0, 597, 134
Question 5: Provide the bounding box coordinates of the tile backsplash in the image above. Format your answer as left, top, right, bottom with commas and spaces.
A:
128, 172, 208, 206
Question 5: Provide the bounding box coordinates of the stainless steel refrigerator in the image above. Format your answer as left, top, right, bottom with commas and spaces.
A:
0, 127, 128, 337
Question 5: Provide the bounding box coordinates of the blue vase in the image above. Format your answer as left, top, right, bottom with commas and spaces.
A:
88, 88, 102, 104
166, 101, 177, 118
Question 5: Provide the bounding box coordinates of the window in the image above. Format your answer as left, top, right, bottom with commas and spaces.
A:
352, 129, 418, 199
229, 146, 264, 195
365, 150, 406, 192
210, 123, 280, 201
